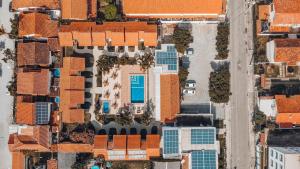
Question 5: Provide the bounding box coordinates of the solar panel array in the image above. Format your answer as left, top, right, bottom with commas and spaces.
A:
36, 102, 50, 124
191, 129, 215, 144
191, 150, 216, 169
163, 129, 179, 154
156, 45, 177, 71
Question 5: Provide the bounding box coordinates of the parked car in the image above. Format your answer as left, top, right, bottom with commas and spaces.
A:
183, 88, 196, 95
185, 80, 196, 88
186, 48, 194, 55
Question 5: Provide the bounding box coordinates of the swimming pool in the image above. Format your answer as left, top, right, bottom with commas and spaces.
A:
103, 101, 110, 113
130, 75, 145, 103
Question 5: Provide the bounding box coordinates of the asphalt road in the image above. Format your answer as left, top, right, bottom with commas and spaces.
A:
228, 0, 254, 168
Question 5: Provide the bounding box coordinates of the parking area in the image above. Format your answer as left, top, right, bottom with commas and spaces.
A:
182, 23, 218, 104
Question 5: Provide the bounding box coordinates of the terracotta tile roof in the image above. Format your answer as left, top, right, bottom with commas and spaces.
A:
19, 13, 58, 38
12, 0, 59, 10
59, 22, 157, 47
16, 102, 36, 125
61, 0, 88, 20
274, 39, 300, 65
146, 135, 160, 158
269, 25, 291, 33
160, 74, 180, 122
57, 144, 93, 153
276, 113, 300, 125
47, 159, 58, 169
258, 5, 270, 20
273, 0, 300, 25
9, 126, 50, 152
94, 135, 108, 149
275, 95, 300, 113
17, 69, 50, 95
60, 57, 85, 123
12, 152, 25, 169
122, 0, 224, 18
17, 42, 50, 67
127, 135, 141, 150
48, 38, 60, 51
113, 135, 127, 150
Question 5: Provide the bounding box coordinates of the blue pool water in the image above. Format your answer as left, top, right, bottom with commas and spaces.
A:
130, 75, 145, 103
103, 101, 110, 113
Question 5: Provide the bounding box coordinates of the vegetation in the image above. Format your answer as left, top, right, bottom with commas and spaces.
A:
111, 161, 152, 169
116, 106, 133, 126
254, 36, 269, 63
60, 123, 95, 144
136, 52, 154, 70
117, 54, 137, 65
215, 22, 229, 60
218, 134, 227, 169
179, 66, 189, 87
9, 16, 18, 39
71, 153, 93, 169
0, 25, 5, 35
209, 63, 231, 103
2, 48, 16, 63
7, 72, 16, 96
104, 4, 117, 20
96, 55, 116, 73
252, 110, 267, 132
172, 27, 193, 54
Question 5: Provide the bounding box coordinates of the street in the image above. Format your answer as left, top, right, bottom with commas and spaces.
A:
227, 0, 255, 168
0, 0, 15, 168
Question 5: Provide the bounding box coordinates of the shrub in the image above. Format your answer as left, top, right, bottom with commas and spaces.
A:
179, 66, 189, 87
96, 55, 116, 73
215, 22, 229, 60
136, 52, 154, 70
209, 63, 231, 103
172, 27, 193, 54
104, 4, 117, 20
9, 16, 18, 39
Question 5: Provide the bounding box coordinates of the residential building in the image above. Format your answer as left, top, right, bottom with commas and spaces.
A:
257, 0, 300, 34
61, 0, 97, 20
122, 0, 226, 21
8, 125, 51, 152
268, 147, 300, 169
12, 152, 25, 169
18, 12, 58, 38
17, 42, 51, 67
12, 0, 59, 11
59, 57, 86, 123
58, 22, 157, 48
162, 126, 219, 168
16, 97, 52, 125
17, 69, 50, 96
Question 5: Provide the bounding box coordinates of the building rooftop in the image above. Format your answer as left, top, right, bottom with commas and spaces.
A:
272, 0, 300, 25
12, 0, 59, 10
160, 74, 180, 123
17, 42, 50, 67
18, 12, 58, 38
12, 152, 25, 169
267, 129, 300, 147
17, 69, 50, 95
61, 0, 96, 20
122, 0, 225, 19
273, 39, 300, 65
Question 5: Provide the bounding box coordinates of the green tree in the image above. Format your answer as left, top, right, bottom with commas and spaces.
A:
137, 52, 154, 70
172, 28, 193, 54
96, 55, 116, 73
9, 16, 18, 39
215, 22, 230, 60
104, 4, 117, 20
179, 66, 189, 87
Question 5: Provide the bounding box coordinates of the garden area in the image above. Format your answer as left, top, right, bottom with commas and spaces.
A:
209, 63, 231, 103
172, 25, 193, 54
98, 0, 119, 21
215, 22, 229, 60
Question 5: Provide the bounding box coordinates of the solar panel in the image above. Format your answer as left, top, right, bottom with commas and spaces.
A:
36, 102, 50, 124
191, 129, 215, 144
163, 129, 179, 154
156, 45, 177, 71
191, 150, 216, 169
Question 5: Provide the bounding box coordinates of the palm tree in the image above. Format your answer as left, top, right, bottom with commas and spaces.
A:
114, 92, 120, 99
0, 25, 6, 35
137, 51, 154, 71
112, 101, 118, 109
104, 90, 110, 99
111, 71, 118, 79
103, 78, 109, 87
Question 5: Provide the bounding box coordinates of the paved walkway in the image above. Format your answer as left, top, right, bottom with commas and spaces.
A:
0, 0, 15, 168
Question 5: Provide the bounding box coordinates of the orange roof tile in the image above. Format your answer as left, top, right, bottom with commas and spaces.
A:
58, 32, 73, 46
61, 57, 85, 76
12, 0, 59, 10
18, 13, 58, 38
60, 91, 85, 123
92, 32, 106, 46
160, 74, 180, 122
269, 25, 291, 33
47, 38, 60, 51
17, 42, 50, 67
73, 32, 92, 46
274, 39, 300, 65
57, 144, 93, 153
125, 32, 139, 46
9, 126, 50, 152
122, 0, 224, 18
273, 0, 300, 25
275, 95, 300, 113
16, 102, 36, 125
127, 135, 141, 150
258, 5, 270, 20
94, 135, 108, 149
61, 0, 88, 20
276, 113, 300, 125
17, 69, 50, 95
113, 135, 127, 150
12, 152, 25, 169
146, 135, 160, 149
47, 159, 58, 169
